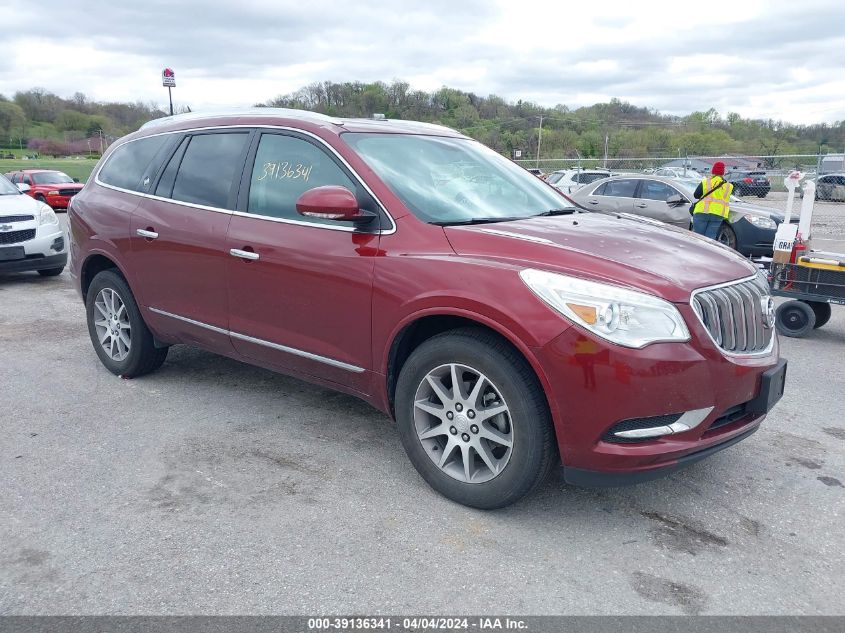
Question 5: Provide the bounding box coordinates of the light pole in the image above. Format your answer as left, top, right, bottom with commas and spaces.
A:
536, 115, 544, 169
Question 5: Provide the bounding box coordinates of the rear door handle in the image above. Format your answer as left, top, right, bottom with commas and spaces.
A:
635, 203, 648, 208
136, 228, 159, 239
588, 200, 599, 205
230, 248, 260, 261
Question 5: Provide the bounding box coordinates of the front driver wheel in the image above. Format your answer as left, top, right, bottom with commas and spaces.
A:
716, 223, 737, 250
86, 270, 168, 377
395, 328, 556, 509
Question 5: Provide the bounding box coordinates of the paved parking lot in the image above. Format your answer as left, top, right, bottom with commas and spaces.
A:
1, 209, 843, 615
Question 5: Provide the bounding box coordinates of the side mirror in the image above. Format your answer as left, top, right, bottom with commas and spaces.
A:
666, 193, 687, 206
16, 183, 31, 193
73, 177, 80, 183
295, 185, 373, 222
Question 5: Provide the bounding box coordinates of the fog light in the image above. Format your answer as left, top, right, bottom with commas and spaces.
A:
51, 237, 64, 252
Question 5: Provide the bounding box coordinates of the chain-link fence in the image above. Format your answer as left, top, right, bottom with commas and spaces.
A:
514, 154, 842, 192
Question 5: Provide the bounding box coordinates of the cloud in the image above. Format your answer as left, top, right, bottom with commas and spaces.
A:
1, 0, 843, 124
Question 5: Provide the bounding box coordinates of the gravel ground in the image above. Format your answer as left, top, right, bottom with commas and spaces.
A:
0, 213, 843, 615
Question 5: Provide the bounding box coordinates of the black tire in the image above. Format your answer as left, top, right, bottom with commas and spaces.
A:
716, 223, 737, 250
776, 300, 816, 338
757, 192, 767, 198
86, 269, 168, 377
35, 194, 47, 203
808, 301, 832, 329
37, 267, 64, 277
395, 327, 557, 509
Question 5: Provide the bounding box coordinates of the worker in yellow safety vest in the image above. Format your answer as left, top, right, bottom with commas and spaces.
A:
692, 161, 733, 239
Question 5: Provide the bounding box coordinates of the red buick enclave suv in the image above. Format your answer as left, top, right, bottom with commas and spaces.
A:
69, 110, 786, 508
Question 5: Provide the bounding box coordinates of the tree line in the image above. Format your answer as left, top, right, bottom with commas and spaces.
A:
2, 82, 843, 162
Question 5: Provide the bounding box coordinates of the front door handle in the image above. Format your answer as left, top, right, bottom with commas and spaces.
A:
588, 199, 599, 205
136, 228, 159, 239
635, 203, 648, 208
230, 248, 260, 261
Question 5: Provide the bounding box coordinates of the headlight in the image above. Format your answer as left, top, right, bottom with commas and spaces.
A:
745, 214, 776, 229
519, 269, 690, 348
47, 190, 60, 196
38, 204, 58, 226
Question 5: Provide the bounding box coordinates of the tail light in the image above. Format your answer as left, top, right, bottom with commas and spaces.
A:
743, 177, 753, 183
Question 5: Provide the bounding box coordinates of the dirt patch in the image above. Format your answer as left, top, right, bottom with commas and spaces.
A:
641, 511, 729, 555
631, 572, 708, 614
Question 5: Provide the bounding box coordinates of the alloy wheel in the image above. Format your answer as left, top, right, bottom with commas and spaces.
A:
93, 288, 131, 361
413, 363, 513, 483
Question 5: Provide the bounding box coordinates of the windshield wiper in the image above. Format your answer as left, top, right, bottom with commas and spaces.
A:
431, 216, 527, 226
532, 208, 579, 217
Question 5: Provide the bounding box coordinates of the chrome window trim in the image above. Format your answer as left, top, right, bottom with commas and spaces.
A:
689, 273, 775, 358
94, 124, 396, 235
148, 307, 365, 373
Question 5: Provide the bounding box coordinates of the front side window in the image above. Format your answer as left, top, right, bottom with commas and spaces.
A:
639, 180, 680, 202
98, 135, 170, 192
342, 133, 571, 224
247, 133, 356, 224
171, 132, 250, 209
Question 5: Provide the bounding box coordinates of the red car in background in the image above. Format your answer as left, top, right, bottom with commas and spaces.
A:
5, 169, 84, 211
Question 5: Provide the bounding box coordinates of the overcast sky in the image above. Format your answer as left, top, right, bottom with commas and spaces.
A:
4, 0, 844, 125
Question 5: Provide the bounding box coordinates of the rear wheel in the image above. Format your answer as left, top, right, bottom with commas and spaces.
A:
716, 223, 737, 250
395, 328, 557, 509
86, 270, 168, 377
808, 301, 832, 329
37, 267, 64, 277
776, 300, 816, 337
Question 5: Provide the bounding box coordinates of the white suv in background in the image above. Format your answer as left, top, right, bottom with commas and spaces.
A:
0, 175, 67, 277
546, 168, 612, 194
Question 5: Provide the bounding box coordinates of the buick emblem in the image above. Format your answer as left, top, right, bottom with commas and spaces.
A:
761, 296, 776, 329
0, 223, 12, 232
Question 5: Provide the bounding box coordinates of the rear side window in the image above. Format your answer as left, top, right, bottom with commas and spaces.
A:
599, 179, 639, 198
171, 132, 250, 209
246, 133, 356, 224
579, 172, 609, 185
98, 135, 170, 191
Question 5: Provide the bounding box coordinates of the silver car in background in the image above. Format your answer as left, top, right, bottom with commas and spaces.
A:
568, 175, 692, 229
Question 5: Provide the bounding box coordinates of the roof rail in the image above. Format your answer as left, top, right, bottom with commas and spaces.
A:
140, 107, 344, 130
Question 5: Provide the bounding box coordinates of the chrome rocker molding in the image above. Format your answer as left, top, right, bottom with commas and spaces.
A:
148, 307, 365, 373
613, 406, 715, 439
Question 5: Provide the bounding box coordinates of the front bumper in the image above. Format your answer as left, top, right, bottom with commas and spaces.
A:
45, 194, 77, 210
534, 309, 782, 484
731, 216, 777, 257
0, 223, 67, 272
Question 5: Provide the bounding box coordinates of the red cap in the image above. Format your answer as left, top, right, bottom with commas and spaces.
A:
712, 161, 725, 175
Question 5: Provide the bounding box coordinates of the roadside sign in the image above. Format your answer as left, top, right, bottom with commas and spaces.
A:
162, 68, 176, 88
784, 170, 803, 190
513, 150, 522, 159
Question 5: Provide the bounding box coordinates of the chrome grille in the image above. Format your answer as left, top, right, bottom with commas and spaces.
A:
692, 275, 772, 354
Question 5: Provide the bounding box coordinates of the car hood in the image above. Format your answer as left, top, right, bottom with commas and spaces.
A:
730, 198, 791, 222
444, 213, 757, 303
0, 192, 44, 214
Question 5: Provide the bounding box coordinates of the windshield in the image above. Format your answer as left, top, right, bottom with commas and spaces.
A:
546, 172, 566, 184
0, 174, 21, 195
32, 171, 74, 185
342, 133, 574, 224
